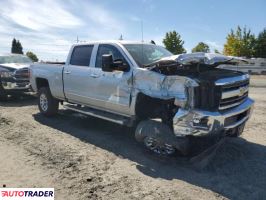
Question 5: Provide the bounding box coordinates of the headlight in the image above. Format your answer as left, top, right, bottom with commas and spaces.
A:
0, 71, 13, 78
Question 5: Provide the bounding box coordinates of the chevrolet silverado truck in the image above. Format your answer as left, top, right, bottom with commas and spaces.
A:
0, 54, 32, 100
30, 41, 254, 155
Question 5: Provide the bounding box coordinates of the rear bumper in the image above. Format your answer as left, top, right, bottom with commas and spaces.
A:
173, 98, 254, 137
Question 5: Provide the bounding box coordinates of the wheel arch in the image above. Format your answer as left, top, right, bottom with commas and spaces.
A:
134, 92, 176, 121
36, 78, 50, 91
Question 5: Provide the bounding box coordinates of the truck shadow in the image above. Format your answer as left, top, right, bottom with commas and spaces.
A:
0, 94, 37, 107
33, 110, 266, 200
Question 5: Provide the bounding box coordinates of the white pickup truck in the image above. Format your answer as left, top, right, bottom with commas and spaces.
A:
0, 54, 32, 100
30, 41, 254, 155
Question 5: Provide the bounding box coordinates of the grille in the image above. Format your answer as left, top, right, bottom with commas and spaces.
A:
219, 78, 249, 110
14, 68, 30, 81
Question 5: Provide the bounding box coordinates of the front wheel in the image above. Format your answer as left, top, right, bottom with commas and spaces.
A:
135, 120, 177, 156
38, 87, 59, 117
226, 123, 246, 137
143, 136, 176, 155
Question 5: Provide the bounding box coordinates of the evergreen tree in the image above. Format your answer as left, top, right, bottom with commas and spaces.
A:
11, 38, 23, 54
16, 40, 23, 54
11, 38, 17, 53
163, 31, 186, 54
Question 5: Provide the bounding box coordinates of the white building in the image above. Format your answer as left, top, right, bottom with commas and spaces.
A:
219, 58, 266, 74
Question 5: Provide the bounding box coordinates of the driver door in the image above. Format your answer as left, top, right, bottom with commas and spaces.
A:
89, 44, 132, 116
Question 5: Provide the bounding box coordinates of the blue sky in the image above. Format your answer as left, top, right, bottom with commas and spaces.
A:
0, 0, 265, 61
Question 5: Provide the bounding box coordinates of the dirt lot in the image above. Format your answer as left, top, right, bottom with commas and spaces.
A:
1, 76, 266, 200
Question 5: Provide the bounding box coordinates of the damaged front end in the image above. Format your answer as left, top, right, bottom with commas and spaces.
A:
134, 53, 254, 138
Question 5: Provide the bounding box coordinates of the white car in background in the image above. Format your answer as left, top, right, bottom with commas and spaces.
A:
0, 54, 33, 100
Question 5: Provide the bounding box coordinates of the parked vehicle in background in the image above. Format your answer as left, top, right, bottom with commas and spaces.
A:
0, 54, 32, 100
30, 41, 254, 156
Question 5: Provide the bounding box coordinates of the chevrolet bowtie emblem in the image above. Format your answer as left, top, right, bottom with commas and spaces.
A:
239, 87, 246, 96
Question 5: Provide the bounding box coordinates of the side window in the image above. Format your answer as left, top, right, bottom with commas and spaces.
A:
95, 44, 127, 68
70, 45, 94, 66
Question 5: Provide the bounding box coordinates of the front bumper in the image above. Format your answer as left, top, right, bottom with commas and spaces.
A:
1, 81, 31, 92
173, 98, 254, 137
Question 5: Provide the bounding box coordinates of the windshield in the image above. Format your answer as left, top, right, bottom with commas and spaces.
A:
0, 55, 33, 64
123, 44, 173, 67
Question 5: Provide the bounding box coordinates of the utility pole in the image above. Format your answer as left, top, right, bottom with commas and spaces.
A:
141, 20, 144, 42
76, 36, 79, 43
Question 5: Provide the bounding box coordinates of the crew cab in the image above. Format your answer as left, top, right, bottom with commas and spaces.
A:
30, 41, 254, 155
0, 54, 32, 100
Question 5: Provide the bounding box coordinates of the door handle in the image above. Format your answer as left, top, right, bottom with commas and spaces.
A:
64, 71, 71, 74
90, 74, 100, 78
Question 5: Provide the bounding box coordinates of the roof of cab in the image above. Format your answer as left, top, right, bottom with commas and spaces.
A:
71, 40, 153, 47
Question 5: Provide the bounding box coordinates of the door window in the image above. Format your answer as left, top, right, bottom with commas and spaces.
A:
95, 44, 128, 68
70, 45, 94, 66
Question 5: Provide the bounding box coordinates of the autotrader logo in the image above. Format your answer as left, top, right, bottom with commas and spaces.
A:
0, 188, 54, 200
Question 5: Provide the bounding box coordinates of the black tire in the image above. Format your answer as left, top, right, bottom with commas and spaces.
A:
38, 87, 59, 117
135, 120, 177, 156
226, 123, 246, 137
0, 84, 8, 101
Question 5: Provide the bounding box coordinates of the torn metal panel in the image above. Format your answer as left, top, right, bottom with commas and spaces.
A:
132, 69, 198, 105
172, 53, 248, 65
132, 68, 168, 99
145, 53, 248, 70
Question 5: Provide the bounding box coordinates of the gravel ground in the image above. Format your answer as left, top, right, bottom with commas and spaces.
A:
0, 76, 266, 200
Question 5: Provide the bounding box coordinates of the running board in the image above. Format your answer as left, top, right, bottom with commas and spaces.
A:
63, 104, 131, 126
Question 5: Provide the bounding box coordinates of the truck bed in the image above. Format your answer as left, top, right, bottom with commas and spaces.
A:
30, 63, 65, 100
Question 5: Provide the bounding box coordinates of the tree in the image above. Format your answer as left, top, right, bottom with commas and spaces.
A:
192, 42, 210, 53
223, 26, 256, 58
214, 49, 220, 54
11, 38, 23, 54
16, 40, 23, 54
254, 28, 266, 58
11, 38, 17, 53
163, 31, 186, 54
26, 51, 38, 62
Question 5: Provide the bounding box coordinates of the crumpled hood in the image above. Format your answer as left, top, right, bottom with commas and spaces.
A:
148, 52, 248, 68
0, 63, 31, 71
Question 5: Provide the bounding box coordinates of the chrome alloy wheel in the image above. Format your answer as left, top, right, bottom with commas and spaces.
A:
40, 93, 48, 112
144, 136, 175, 155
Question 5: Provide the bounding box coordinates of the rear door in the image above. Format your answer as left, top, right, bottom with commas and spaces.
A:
63, 45, 97, 105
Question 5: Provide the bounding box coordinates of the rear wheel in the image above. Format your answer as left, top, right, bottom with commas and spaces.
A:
38, 87, 59, 116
